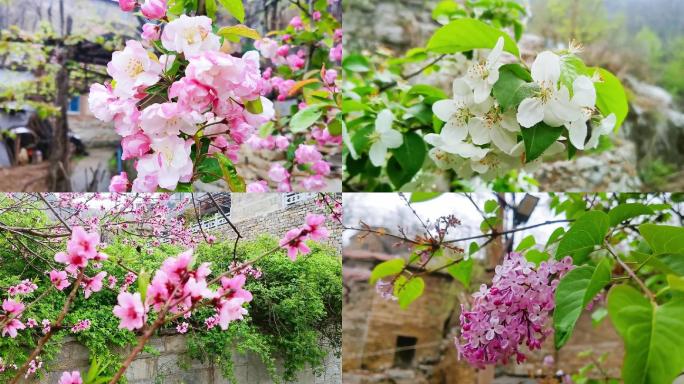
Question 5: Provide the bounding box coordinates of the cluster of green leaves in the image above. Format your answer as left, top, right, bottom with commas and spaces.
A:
546, 193, 684, 384
187, 237, 342, 382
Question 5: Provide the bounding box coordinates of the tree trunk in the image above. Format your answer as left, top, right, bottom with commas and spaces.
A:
48, 44, 72, 191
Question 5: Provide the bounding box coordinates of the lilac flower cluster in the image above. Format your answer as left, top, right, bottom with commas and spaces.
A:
456, 252, 574, 367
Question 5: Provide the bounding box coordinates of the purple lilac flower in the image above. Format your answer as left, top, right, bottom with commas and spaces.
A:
456, 252, 574, 367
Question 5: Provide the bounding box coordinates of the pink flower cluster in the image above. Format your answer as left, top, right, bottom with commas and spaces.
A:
278, 213, 329, 260
113, 249, 252, 332
91, 4, 275, 192
70, 319, 91, 333
456, 253, 574, 367
8, 280, 37, 296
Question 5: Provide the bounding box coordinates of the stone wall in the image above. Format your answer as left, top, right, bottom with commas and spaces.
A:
31, 334, 340, 384
209, 193, 343, 253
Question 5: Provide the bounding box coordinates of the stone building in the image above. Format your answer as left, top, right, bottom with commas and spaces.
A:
342, 230, 625, 384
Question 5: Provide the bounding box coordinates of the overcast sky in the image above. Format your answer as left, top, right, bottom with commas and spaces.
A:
343, 193, 567, 257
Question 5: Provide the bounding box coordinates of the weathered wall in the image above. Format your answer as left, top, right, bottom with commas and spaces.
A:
210, 193, 343, 253
30, 334, 340, 384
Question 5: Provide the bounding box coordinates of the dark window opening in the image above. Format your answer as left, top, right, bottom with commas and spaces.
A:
393, 336, 417, 368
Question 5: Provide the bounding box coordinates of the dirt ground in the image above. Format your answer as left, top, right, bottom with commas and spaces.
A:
0, 162, 50, 191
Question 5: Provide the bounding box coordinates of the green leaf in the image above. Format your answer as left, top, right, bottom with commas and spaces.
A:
217, 24, 261, 41
387, 132, 427, 188
492, 65, 537, 110
327, 118, 342, 136
639, 224, 684, 255
591, 307, 608, 327
556, 210, 609, 261
607, 284, 684, 384
426, 18, 520, 57
369, 258, 405, 284
559, 54, 589, 93
515, 235, 535, 252
521, 122, 563, 163
595, 68, 629, 128
546, 227, 566, 249
394, 276, 425, 309
196, 156, 222, 183
525, 249, 549, 266
290, 106, 322, 133
484, 199, 498, 213
668, 275, 684, 292
406, 84, 447, 104
608, 203, 654, 226
342, 54, 371, 72
447, 258, 473, 288
205, 0, 217, 18
218, 0, 245, 22
468, 242, 480, 256
244, 98, 264, 114
215, 153, 246, 192
553, 259, 611, 348
137, 268, 151, 304
410, 192, 442, 203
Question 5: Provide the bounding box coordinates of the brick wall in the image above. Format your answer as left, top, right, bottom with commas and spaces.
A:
207, 193, 342, 253
29, 335, 340, 384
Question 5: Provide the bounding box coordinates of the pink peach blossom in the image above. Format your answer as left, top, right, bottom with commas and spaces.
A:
83, 272, 107, 299
113, 292, 146, 331
304, 213, 328, 241
268, 163, 290, 183
2, 319, 26, 338
294, 144, 322, 164
66, 226, 100, 260
49, 270, 70, 291
2, 299, 24, 315
300, 175, 327, 191
279, 228, 310, 260
216, 298, 248, 330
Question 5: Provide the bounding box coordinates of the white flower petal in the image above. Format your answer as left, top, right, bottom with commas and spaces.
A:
432, 100, 458, 122
546, 95, 582, 126
452, 78, 471, 97
441, 119, 469, 143
381, 129, 403, 148
471, 159, 489, 174
571, 76, 596, 107
531, 51, 561, 84
424, 133, 443, 147
375, 109, 394, 133
472, 80, 491, 104
468, 118, 491, 145
500, 111, 521, 132
490, 126, 517, 153
567, 118, 588, 150
368, 142, 387, 167
517, 97, 544, 128
487, 37, 505, 67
